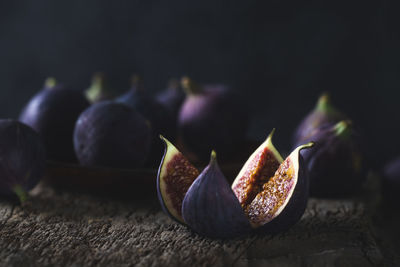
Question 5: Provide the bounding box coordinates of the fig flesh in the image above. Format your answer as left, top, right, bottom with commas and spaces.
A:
182, 151, 251, 238
299, 120, 365, 197
19, 78, 90, 162
293, 93, 346, 147
178, 77, 248, 162
157, 136, 200, 223
73, 101, 152, 169
157, 132, 313, 238
0, 120, 46, 203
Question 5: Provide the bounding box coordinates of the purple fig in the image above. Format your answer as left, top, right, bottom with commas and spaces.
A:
299, 120, 365, 197
178, 77, 248, 162
182, 151, 251, 238
85, 73, 116, 103
115, 75, 175, 139
73, 101, 152, 169
156, 79, 185, 120
0, 119, 46, 203
293, 93, 346, 147
19, 78, 90, 162
157, 132, 313, 239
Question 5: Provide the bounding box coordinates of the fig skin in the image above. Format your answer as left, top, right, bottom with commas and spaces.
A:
85, 73, 116, 103
0, 119, 46, 203
19, 78, 90, 162
293, 93, 346, 147
182, 151, 251, 239
73, 101, 152, 169
178, 77, 248, 162
156, 79, 185, 121
115, 75, 175, 140
299, 120, 365, 198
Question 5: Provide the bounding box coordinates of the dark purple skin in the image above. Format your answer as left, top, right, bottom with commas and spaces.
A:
156, 80, 186, 121
293, 94, 346, 147
256, 155, 309, 235
299, 122, 365, 198
182, 152, 251, 239
178, 84, 248, 162
0, 120, 46, 202
382, 157, 400, 204
19, 83, 90, 162
73, 101, 152, 169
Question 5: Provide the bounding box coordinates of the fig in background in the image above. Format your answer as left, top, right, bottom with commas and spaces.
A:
0, 120, 46, 203
178, 77, 249, 163
293, 93, 346, 147
73, 101, 152, 169
156, 78, 186, 122
19, 78, 90, 162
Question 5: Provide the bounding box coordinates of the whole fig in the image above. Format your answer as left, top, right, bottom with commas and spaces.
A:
0, 119, 46, 203
74, 101, 152, 169
157, 131, 313, 239
19, 78, 90, 162
299, 120, 365, 197
178, 77, 248, 162
293, 93, 346, 147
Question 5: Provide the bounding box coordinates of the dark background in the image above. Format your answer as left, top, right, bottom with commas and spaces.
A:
0, 1, 398, 168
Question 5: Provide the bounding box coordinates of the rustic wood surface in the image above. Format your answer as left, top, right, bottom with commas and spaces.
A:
0, 175, 397, 267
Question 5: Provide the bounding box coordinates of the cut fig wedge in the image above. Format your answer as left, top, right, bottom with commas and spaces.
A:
157, 136, 200, 223
232, 129, 283, 208
246, 143, 313, 233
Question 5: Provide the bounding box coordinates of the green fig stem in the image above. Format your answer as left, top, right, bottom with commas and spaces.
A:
44, 77, 57, 89
86, 73, 107, 102
12, 185, 28, 204
210, 150, 217, 165
334, 120, 352, 139
181, 77, 203, 95
316, 92, 336, 113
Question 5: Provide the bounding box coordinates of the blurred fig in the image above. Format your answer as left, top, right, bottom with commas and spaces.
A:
85, 73, 116, 103
157, 132, 313, 239
19, 78, 90, 162
300, 120, 365, 197
293, 93, 346, 147
178, 77, 248, 162
156, 79, 185, 119
0, 119, 46, 203
383, 157, 400, 204
73, 101, 152, 169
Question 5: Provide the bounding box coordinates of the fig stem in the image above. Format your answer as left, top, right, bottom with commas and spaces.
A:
12, 185, 28, 204
86, 73, 107, 102
181, 77, 203, 95
210, 150, 217, 165
44, 77, 57, 89
316, 92, 335, 113
334, 120, 352, 139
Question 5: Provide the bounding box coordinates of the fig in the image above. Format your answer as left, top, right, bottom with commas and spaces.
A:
156, 79, 185, 121
85, 73, 116, 103
19, 78, 90, 162
157, 132, 313, 239
0, 119, 46, 203
73, 101, 152, 169
293, 93, 347, 147
382, 157, 400, 204
115, 75, 174, 139
299, 120, 365, 197
178, 77, 248, 162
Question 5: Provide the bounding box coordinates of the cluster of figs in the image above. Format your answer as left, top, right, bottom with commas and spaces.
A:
0, 74, 248, 202
157, 93, 370, 238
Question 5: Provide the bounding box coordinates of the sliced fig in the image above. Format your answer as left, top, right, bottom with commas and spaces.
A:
246, 143, 313, 233
182, 151, 251, 238
157, 136, 200, 223
232, 129, 283, 208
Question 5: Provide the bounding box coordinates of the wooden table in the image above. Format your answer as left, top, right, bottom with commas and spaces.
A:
0, 173, 398, 266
